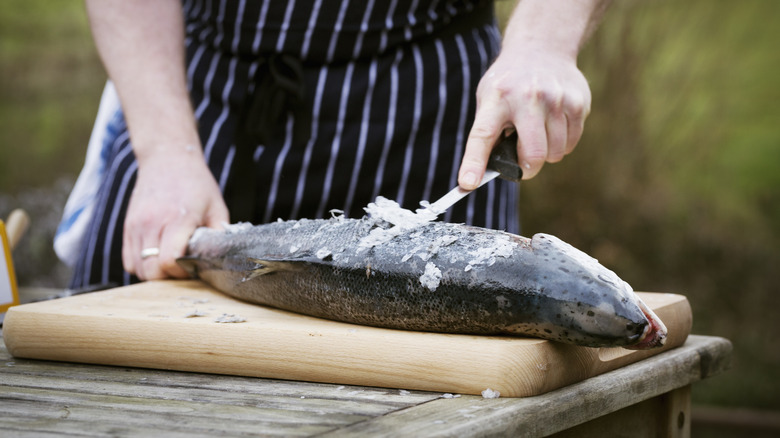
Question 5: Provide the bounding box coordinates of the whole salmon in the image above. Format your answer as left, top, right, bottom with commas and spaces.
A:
178, 198, 666, 349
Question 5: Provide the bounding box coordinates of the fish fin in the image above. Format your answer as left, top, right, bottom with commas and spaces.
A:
176, 256, 201, 278
246, 257, 307, 280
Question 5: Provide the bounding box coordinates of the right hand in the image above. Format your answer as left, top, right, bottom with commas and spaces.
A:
121, 149, 229, 280
458, 46, 591, 189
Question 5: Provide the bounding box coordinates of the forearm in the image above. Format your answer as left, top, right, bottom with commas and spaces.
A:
502, 0, 611, 60
85, 0, 202, 165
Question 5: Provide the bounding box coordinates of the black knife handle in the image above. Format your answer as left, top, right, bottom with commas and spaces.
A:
486, 131, 523, 182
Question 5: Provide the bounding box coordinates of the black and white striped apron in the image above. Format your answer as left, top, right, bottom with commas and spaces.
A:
68, 0, 519, 288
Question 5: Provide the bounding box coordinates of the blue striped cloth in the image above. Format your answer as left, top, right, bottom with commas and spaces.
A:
54, 81, 124, 268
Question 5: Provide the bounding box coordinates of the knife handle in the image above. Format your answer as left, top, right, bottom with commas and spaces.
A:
487, 131, 523, 182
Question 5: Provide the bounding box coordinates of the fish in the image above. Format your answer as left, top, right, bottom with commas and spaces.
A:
177, 197, 667, 349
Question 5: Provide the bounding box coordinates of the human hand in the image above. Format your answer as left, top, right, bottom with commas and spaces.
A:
121, 150, 229, 280
458, 47, 592, 189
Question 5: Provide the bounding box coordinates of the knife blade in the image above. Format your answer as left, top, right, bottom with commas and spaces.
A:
425, 131, 522, 215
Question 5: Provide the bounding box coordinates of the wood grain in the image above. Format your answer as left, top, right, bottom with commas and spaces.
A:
0, 339, 436, 437
2, 280, 692, 397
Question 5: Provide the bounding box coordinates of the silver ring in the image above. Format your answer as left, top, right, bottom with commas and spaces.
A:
140, 247, 160, 259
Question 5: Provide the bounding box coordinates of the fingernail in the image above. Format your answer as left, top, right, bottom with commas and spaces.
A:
461, 172, 479, 189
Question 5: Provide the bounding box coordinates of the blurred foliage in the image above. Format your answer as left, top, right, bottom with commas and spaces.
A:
0, 0, 104, 193
1, 0, 778, 412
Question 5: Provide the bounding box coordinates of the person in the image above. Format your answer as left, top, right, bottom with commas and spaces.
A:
56, 0, 609, 288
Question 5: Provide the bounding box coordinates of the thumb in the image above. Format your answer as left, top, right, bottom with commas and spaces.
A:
459, 106, 508, 190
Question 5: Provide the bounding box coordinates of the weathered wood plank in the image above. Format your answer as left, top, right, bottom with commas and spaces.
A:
1, 371, 426, 417
548, 386, 691, 438
3, 383, 373, 424
320, 335, 732, 437
0, 330, 443, 437
2, 388, 346, 436
1, 342, 441, 407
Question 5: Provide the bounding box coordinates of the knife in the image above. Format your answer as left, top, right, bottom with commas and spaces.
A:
425, 131, 522, 214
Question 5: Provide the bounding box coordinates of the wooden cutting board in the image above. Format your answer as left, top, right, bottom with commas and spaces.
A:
2, 280, 691, 397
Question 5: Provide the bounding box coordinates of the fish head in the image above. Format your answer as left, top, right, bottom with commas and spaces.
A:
525, 233, 667, 349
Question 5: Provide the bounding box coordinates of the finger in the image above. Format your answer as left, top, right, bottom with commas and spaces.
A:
131, 217, 166, 281
122, 224, 136, 277
565, 112, 584, 155
139, 255, 164, 280
158, 222, 196, 279
545, 110, 568, 163
514, 107, 547, 180
543, 83, 567, 163
138, 235, 165, 281
459, 102, 510, 190
122, 210, 146, 278
564, 92, 590, 154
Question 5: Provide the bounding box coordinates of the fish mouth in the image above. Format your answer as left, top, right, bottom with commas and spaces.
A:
624, 299, 668, 350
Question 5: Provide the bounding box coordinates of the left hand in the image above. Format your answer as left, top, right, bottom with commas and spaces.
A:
122, 150, 229, 281
458, 47, 592, 189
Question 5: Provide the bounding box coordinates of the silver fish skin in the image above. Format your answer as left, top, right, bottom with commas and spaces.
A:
178, 216, 667, 349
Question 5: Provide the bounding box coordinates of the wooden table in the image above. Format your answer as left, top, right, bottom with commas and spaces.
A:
1, 330, 731, 437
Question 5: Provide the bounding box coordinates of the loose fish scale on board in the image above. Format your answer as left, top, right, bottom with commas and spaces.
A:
180, 199, 667, 349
